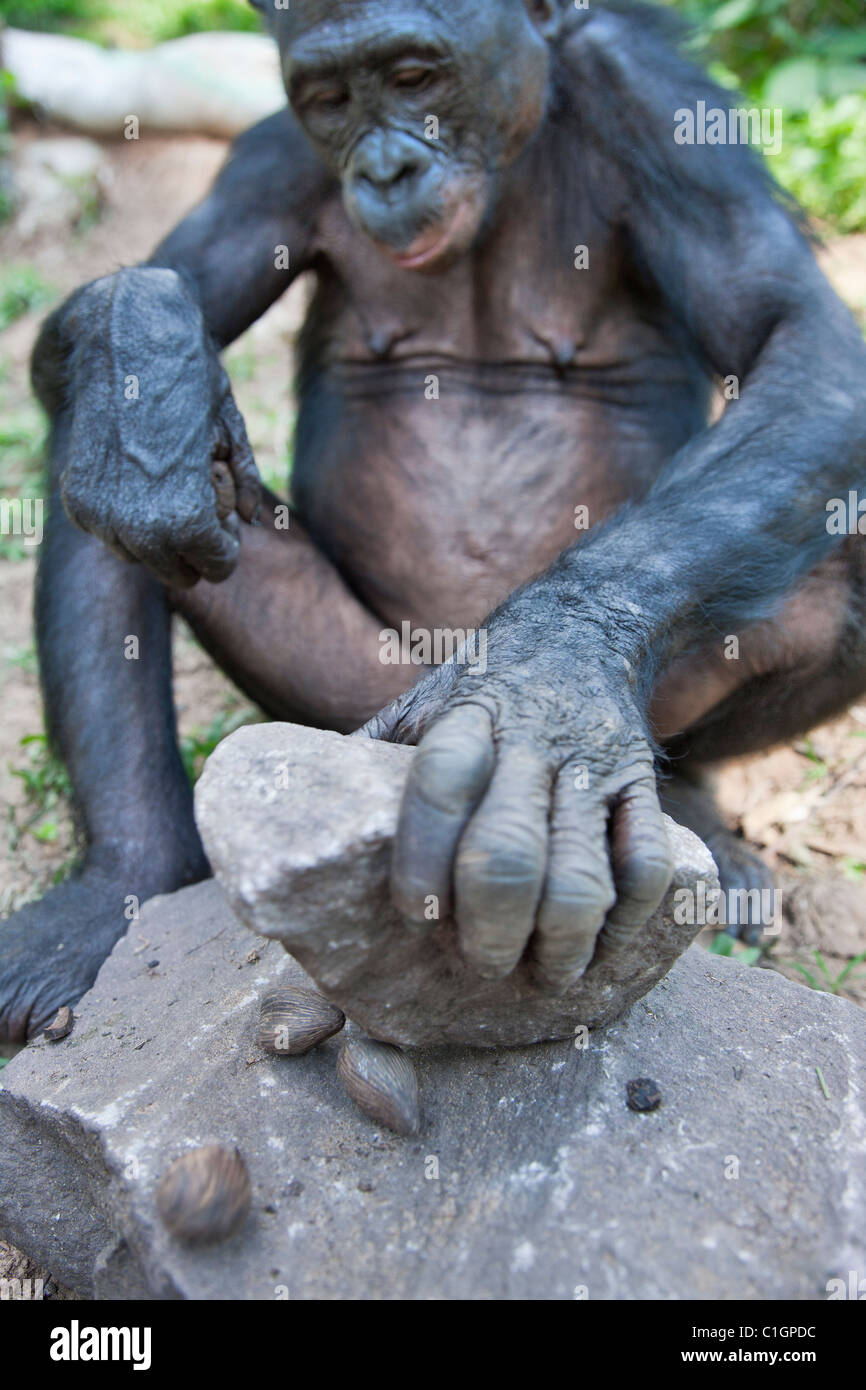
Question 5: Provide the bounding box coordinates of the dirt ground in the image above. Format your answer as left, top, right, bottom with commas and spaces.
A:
0, 122, 865, 1295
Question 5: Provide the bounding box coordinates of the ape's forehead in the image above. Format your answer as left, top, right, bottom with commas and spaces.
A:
274, 0, 502, 61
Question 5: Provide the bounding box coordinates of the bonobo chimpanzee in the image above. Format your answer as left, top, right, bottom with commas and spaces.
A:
3, 0, 865, 1039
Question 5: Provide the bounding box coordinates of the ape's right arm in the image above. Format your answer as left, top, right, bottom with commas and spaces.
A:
31, 109, 333, 588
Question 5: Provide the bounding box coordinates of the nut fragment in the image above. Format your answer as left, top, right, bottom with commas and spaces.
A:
258, 985, 345, 1056
337, 1037, 420, 1136
626, 1078, 662, 1113
211, 459, 237, 520
43, 1006, 73, 1042
156, 1144, 251, 1244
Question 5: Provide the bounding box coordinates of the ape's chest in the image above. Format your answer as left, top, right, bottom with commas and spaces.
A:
309, 210, 640, 373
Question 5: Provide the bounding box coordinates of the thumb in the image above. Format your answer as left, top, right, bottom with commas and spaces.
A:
353, 660, 462, 745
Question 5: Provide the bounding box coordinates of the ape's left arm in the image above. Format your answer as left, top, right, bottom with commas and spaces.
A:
373, 11, 866, 990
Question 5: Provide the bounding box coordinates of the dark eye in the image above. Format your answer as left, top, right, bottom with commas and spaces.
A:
390, 66, 435, 92
310, 85, 349, 112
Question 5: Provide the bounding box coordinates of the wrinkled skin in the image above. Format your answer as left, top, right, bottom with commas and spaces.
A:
364, 598, 672, 989
4, 0, 866, 1039
50, 269, 261, 588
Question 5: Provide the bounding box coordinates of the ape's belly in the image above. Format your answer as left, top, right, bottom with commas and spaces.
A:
291, 361, 706, 631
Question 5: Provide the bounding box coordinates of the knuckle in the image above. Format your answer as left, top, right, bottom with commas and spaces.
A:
618, 849, 673, 904
542, 878, 614, 932
412, 737, 487, 810
459, 921, 523, 978
456, 832, 543, 901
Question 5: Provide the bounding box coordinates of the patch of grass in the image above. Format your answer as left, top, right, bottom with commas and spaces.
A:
179, 701, 260, 785
790, 947, 866, 994
796, 735, 830, 785
8, 732, 72, 850
708, 932, 764, 966
6, 643, 37, 674
150, 0, 261, 42
2, 0, 262, 46
0, 266, 56, 334
0, 0, 102, 28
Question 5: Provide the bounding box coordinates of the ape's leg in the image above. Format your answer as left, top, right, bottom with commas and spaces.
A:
650, 539, 866, 939
0, 459, 415, 1041
168, 491, 416, 731
0, 417, 209, 1040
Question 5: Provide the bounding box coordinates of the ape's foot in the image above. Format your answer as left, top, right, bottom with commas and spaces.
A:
0, 849, 206, 1042
658, 772, 774, 945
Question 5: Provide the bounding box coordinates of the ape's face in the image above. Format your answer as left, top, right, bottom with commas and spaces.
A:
270, 0, 555, 270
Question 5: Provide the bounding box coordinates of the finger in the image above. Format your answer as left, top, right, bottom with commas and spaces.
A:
102, 531, 139, 566
179, 517, 241, 584
531, 766, 616, 992
131, 542, 200, 591
597, 780, 673, 954
125, 519, 229, 590
221, 395, 261, 523
102, 522, 198, 589
391, 704, 494, 926
455, 744, 550, 979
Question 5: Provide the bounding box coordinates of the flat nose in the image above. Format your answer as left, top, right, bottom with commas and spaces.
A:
351, 131, 429, 193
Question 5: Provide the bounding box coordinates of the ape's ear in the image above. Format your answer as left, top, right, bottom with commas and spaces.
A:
523, 0, 563, 41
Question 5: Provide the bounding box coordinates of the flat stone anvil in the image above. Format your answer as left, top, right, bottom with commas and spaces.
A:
195, 723, 717, 1047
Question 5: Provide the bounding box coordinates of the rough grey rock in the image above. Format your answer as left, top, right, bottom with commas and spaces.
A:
195, 723, 718, 1047
0, 879, 863, 1300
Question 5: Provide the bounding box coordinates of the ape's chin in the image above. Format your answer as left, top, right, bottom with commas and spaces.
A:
378, 201, 485, 273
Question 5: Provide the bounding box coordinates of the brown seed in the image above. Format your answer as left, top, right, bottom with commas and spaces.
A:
156, 1144, 251, 1244
258, 985, 345, 1056
43, 1006, 73, 1042
337, 1037, 420, 1136
211, 460, 236, 520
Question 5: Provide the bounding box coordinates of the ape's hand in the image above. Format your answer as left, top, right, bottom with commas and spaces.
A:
51, 268, 261, 589
363, 603, 672, 991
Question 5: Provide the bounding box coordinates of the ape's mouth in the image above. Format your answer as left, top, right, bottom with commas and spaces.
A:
384, 201, 479, 271
390, 227, 454, 270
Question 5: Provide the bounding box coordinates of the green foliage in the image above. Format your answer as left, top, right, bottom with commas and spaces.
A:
0, 0, 260, 43
179, 702, 260, 785
150, 0, 261, 42
0, 264, 56, 333
8, 732, 72, 848
0, 0, 101, 29
790, 947, 866, 994
772, 94, 866, 231
0, 71, 16, 224
708, 932, 764, 965
667, 0, 866, 230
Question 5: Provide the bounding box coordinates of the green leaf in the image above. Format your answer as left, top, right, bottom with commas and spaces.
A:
763, 57, 824, 112
709, 932, 735, 956
824, 62, 866, 100
708, 0, 758, 33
